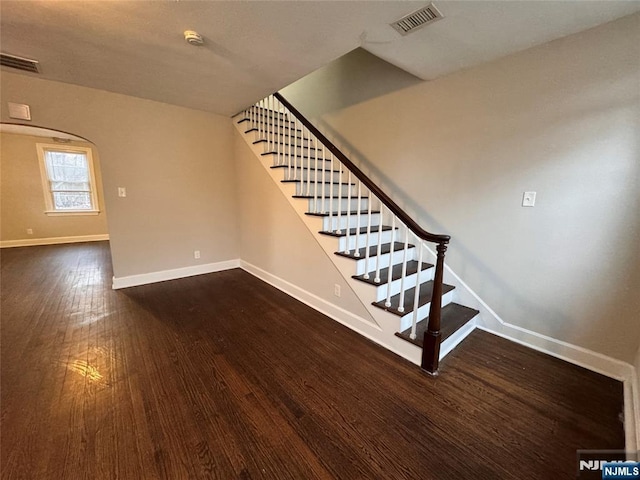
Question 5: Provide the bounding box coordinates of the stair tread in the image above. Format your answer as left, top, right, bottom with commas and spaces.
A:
293, 195, 368, 199
281, 180, 355, 185
372, 280, 455, 316
270, 165, 341, 173
335, 242, 412, 260
263, 152, 330, 160
245, 127, 303, 135
319, 225, 394, 237
254, 139, 324, 150
352, 261, 434, 286
238, 117, 294, 127
307, 210, 380, 217
395, 303, 479, 346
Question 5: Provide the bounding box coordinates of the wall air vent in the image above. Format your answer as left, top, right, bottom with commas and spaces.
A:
0, 53, 40, 73
390, 3, 444, 36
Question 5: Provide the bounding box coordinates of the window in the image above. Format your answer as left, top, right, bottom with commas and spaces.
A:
36, 144, 99, 215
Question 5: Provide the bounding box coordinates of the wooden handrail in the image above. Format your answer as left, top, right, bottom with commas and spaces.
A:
274, 92, 450, 246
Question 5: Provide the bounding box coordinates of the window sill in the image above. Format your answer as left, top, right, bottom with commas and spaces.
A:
44, 210, 100, 217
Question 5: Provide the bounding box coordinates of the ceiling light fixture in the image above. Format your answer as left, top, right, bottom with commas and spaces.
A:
184, 30, 204, 46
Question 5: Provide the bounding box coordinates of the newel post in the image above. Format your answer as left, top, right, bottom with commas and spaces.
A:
421, 241, 448, 375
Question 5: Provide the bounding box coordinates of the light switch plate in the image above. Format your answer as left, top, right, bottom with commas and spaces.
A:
118, 187, 126, 197
522, 191, 536, 207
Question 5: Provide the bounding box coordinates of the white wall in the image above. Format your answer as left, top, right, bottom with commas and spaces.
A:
1, 72, 238, 278
281, 14, 640, 363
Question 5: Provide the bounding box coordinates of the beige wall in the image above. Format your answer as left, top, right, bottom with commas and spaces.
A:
281, 14, 640, 363
1, 132, 108, 241
1, 72, 238, 278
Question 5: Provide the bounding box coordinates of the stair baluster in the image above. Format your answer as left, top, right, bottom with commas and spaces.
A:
385, 215, 396, 308
397, 226, 409, 313
362, 187, 373, 280
316, 148, 324, 213
354, 180, 361, 257
374, 203, 384, 283
410, 244, 425, 341
344, 170, 352, 253
288, 103, 293, 180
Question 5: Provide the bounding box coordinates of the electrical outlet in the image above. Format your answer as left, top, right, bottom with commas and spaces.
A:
194, 250, 201, 259
26, 228, 33, 235
118, 187, 127, 198
334, 284, 341, 297
522, 191, 536, 207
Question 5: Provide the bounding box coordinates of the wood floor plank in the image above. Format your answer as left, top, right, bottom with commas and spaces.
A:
1, 242, 625, 479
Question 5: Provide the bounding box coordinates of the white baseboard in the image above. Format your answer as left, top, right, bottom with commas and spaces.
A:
476, 323, 637, 451
440, 318, 478, 360
476, 323, 634, 382
425, 248, 639, 450
112, 259, 241, 289
0, 234, 109, 248
626, 373, 640, 454
239, 260, 429, 363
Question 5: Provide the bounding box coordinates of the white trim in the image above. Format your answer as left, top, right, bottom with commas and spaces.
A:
636, 359, 640, 452
476, 324, 637, 451
440, 318, 478, 360
427, 242, 639, 446
112, 259, 241, 289
475, 323, 634, 382
44, 210, 100, 216
240, 260, 427, 362
36, 143, 100, 214
0, 234, 109, 248
624, 374, 639, 454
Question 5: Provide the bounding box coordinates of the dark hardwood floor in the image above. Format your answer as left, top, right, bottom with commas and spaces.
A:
1, 242, 624, 479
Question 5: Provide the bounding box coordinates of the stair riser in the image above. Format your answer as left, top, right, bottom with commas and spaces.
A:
295, 183, 355, 197
286, 170, 342, 182
307, 197, 368, 213
249, 125, 302, 137
274, 158, 334, 170
257, 136, 317, 148
323, 213, 381, 231
261, 144, 325, 156
254, 131, 314, 144
353, 248, 416, 276
338, 229, 395, 251
247, 119, 296, 131
397, 290, 455, 332
372, 268, 435, 302
246, 108, 289, 121
266, 150, 329, 162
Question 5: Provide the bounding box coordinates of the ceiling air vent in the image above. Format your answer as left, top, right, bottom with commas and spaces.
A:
0, 53, 40, 73
390, 3, 444, 36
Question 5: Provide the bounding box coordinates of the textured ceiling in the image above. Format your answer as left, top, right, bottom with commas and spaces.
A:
1, 1, 638, 116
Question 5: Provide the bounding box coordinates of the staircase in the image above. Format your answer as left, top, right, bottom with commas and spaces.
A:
235, 93, 479, 374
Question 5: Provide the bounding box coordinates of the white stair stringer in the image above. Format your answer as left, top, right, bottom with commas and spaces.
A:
234, 116, 480, 367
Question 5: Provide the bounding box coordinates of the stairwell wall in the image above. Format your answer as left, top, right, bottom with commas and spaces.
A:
281, 14, 640, 363
233, 129, 375, 323
1, 72, 239, 279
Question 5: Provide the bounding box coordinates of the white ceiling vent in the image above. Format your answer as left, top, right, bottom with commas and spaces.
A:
390, 3, 444, 36
0, 53, 40, 73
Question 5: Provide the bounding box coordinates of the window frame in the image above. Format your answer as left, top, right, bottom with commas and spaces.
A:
36, 143, 100, 216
